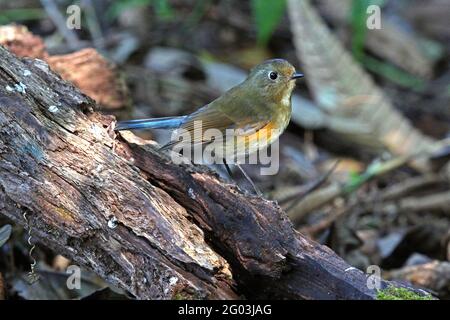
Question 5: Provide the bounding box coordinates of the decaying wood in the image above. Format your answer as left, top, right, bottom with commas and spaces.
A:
0, 272, 5, 300
0, 46, 422, 300
0, 25, 48, 60
0, 25, 129, 111
46, 49, 130, 111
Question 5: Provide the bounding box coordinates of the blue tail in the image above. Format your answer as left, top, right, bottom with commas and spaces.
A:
115, 116, 187, 131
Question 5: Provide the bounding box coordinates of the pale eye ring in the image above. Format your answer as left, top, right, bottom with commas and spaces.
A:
268, 71, 278, 80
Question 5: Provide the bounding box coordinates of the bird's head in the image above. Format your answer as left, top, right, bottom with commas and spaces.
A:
246, 59, 303, 106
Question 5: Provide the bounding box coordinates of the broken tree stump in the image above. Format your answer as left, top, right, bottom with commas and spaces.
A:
0, 45, 419, 299
0, 25, 130, 112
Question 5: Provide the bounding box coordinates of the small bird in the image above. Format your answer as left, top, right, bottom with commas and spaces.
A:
115, 59, 303, 194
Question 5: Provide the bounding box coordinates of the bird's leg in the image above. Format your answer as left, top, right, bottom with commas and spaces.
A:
223, 158, 234, 179
235, 163, 262, 196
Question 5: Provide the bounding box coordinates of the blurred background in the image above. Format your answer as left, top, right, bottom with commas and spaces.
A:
0, 0, 449, 299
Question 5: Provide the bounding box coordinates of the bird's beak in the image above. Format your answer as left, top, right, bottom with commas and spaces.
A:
290, 72, 304, 80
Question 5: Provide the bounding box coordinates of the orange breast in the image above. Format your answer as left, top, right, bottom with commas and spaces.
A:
232, 120, 281, 156
244, 121, 278, 143
221, 106, 291, 158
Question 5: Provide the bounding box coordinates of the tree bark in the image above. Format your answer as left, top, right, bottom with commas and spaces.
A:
0, 46, 418, 300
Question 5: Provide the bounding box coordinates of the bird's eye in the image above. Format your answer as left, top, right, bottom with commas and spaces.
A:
268, 71, 278, 80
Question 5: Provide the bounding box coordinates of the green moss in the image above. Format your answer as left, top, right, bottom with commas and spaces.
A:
173, 292, 190, 300
376, 286, 433, 300
172, 290, 202, 300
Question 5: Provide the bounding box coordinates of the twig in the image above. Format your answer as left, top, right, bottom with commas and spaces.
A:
23, 210, 40, 284
380, 174, 444, 201
80, 0, 104, 49
287, 154, 425, 223
280, 160, 340, 211
299, 202, 357, 237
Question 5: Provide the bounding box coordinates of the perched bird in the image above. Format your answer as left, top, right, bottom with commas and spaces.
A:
115, 59, 303, 194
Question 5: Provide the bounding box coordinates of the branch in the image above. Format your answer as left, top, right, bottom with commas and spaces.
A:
0, 45, 418, 299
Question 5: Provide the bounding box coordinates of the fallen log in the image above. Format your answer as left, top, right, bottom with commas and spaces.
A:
0, 45, 418, 299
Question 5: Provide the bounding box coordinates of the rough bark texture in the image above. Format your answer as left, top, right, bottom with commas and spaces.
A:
0, 45, 418, 300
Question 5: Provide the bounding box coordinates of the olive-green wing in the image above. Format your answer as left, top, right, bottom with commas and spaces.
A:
160, 85, 273, 150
